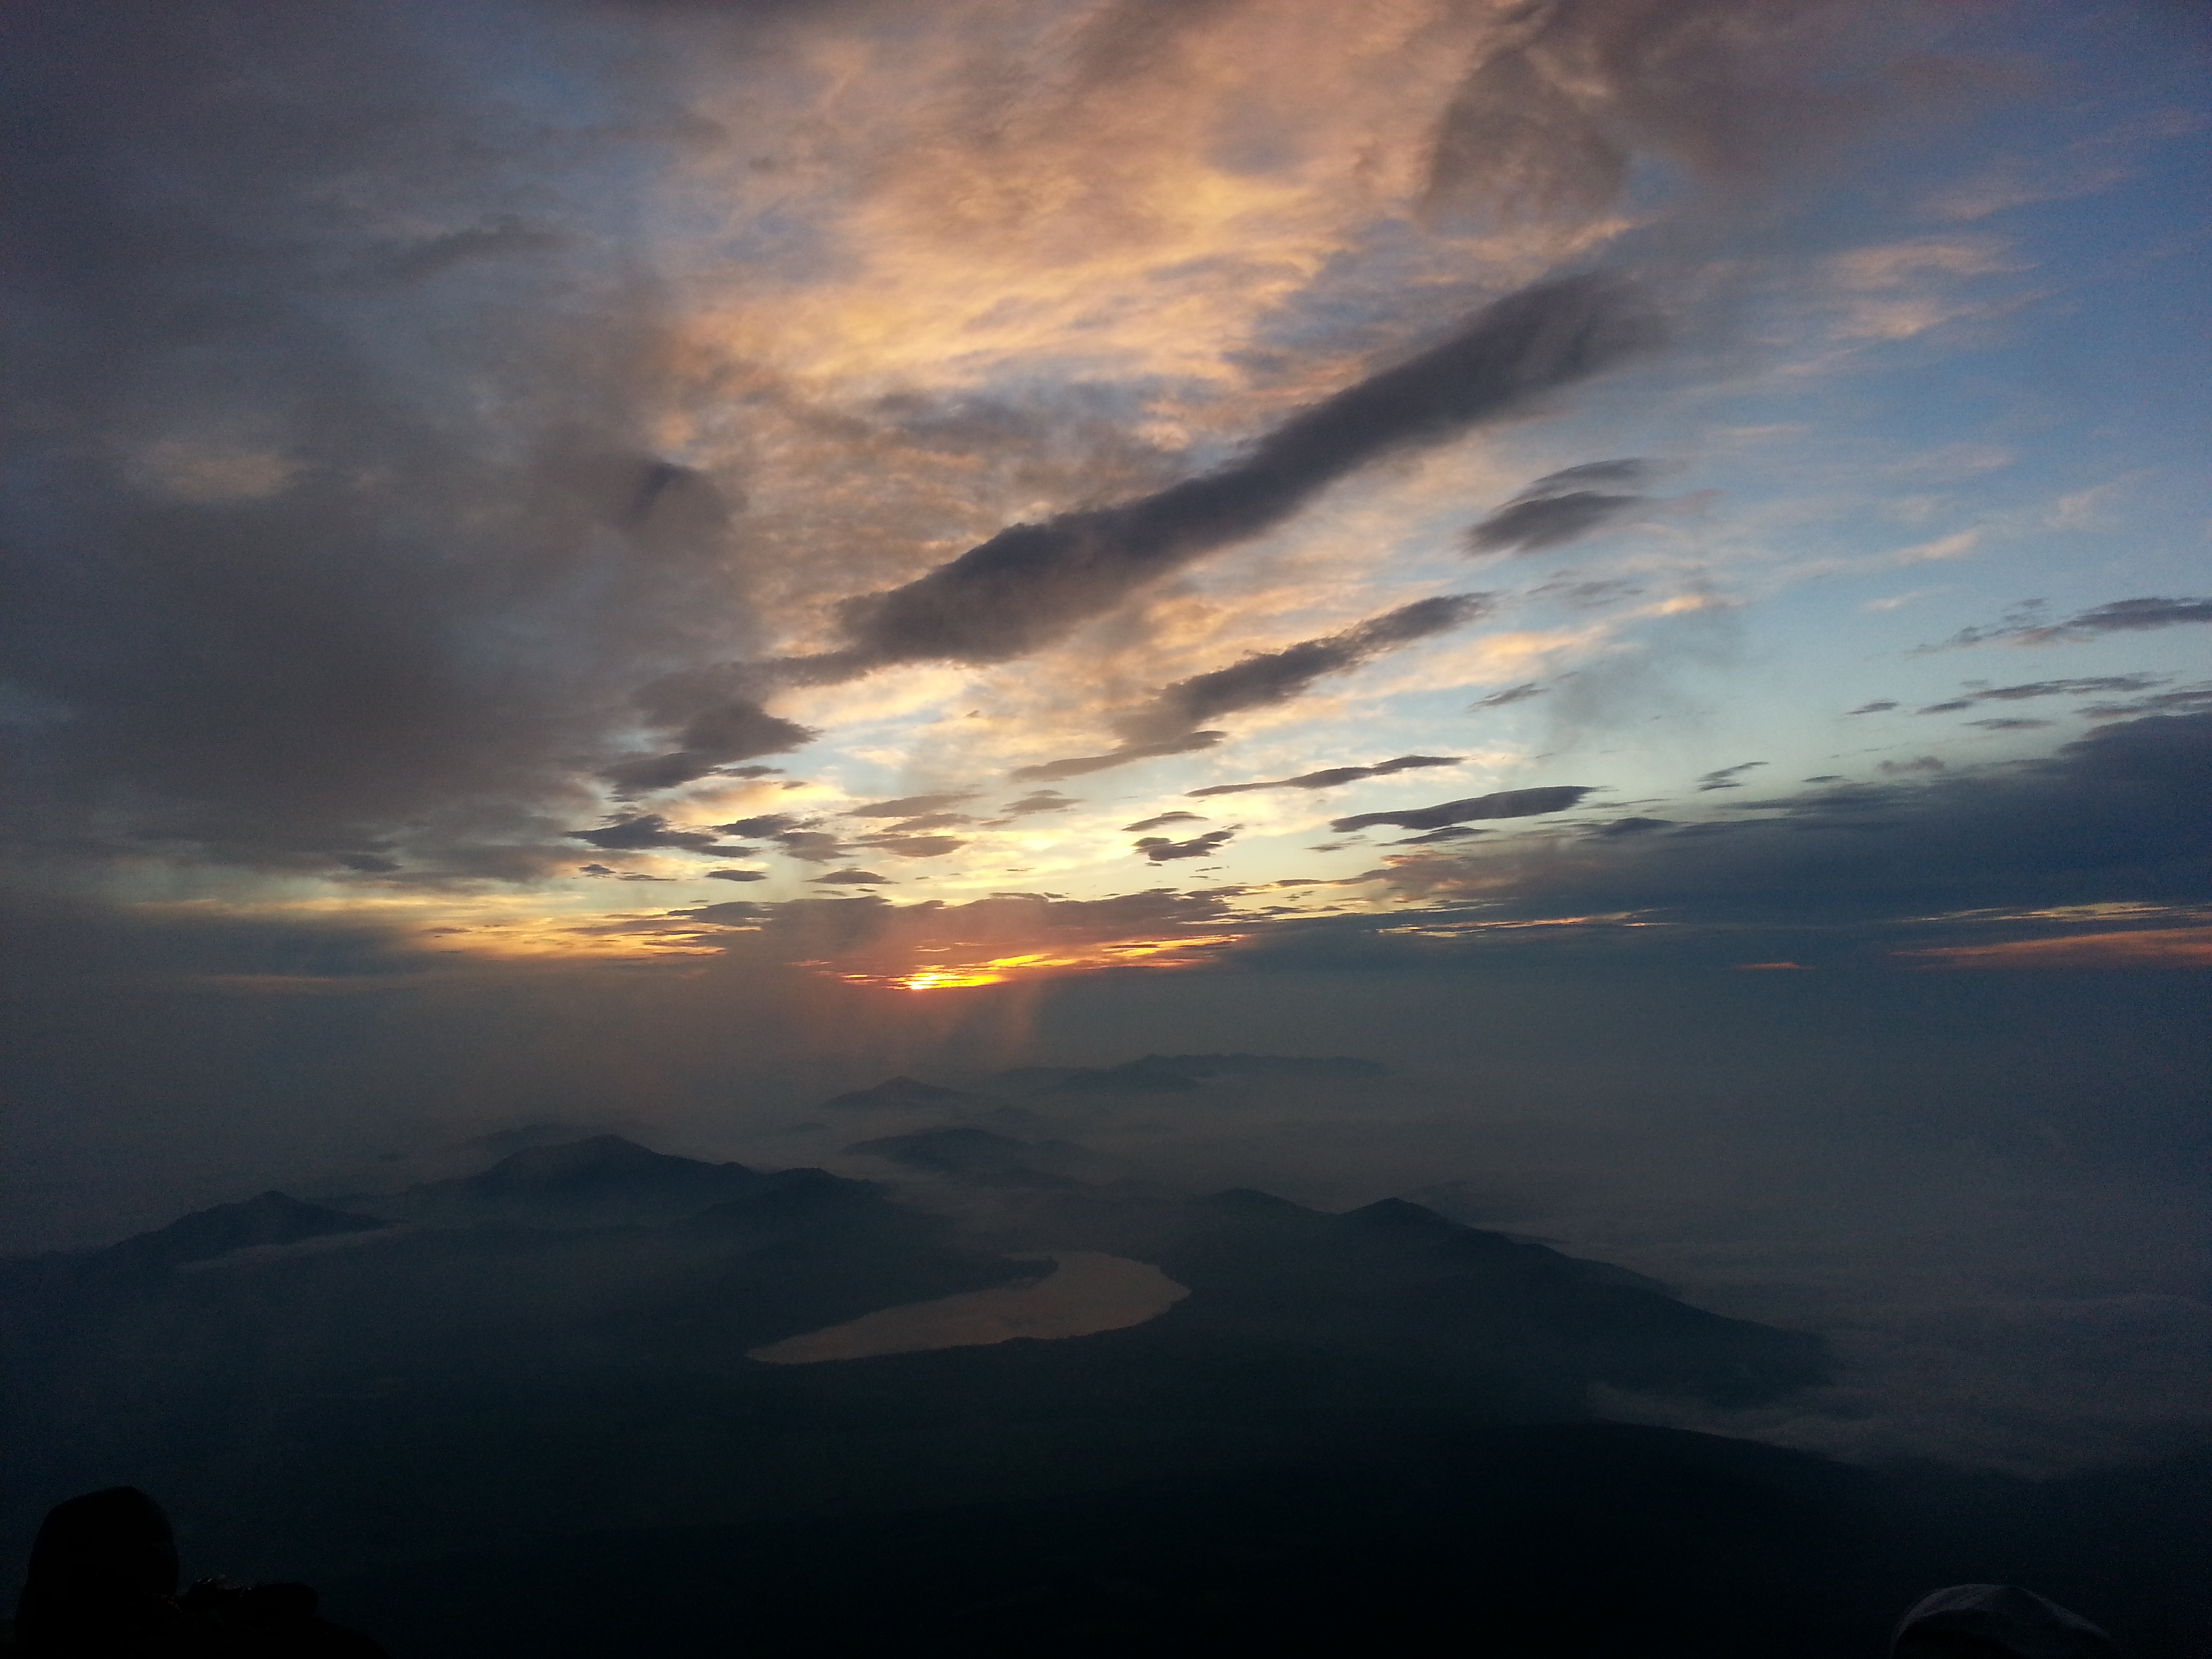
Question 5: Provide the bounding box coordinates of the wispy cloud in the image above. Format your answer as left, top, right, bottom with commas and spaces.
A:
1187, 755, 1460, 799
1929, 598, 2212, 651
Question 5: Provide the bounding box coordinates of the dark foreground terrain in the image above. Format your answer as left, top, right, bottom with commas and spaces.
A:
328, 1428, 2211, 1658
7, 1088, 2206, 1656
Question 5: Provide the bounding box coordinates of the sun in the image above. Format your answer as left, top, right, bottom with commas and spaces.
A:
888, 967, 1012, 991
833, 935, 1250, 992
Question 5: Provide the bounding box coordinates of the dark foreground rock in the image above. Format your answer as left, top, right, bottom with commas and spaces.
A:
323, 1429, 2211, 1658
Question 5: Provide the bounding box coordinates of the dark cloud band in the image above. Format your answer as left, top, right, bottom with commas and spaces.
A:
1010, 733, 1225, 785
1933, 597, 2212, 651
1331, 785, 1594, 833
1135, 829, 1237, 863
600, 281, 1652, 795
1116, 595, 1492, 747
1187, 755, 1460, 798
1465, 457, 1655, 555
1013, 593, 1490, 783
788, 276, 1656, 679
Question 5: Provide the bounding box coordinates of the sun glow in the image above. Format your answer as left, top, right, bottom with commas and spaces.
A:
836, 933, 1249, 991
889, 967, 1012, 991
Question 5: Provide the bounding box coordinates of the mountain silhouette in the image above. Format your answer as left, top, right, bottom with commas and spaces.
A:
995, 1052, 1389, 1095
816, 1074, 1004, 1113
380, 1134, 773, 1226
5, 1074, 2200, 1656
0, 1118, 1848, 1604
98, 1191, 388, 1274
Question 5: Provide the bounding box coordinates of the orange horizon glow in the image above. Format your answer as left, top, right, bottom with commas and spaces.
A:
834, 933, 1251, 991
1895, 926, 2212, 970
884, 967, 1012, 991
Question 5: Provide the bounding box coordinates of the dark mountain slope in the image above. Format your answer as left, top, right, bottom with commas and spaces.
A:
4, 1150, 1829, 1605
325, 1427, 2211, 1658
100, 1191, 390, 1271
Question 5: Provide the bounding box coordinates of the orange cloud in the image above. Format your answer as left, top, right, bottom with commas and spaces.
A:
1896, 928, 2212, 970
838, 933, 1250, 993
708, 887, 1258, 991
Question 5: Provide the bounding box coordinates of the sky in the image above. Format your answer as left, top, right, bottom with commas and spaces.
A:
3, 0, 2209, 1473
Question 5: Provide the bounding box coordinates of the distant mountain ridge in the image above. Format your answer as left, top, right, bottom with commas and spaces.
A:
817, 1076, 1001, 1113
100, 1191, 389, 1272
6, 1069, 2199, 1658
993, 1052, 1387, 1094
5, 1090, 1832, 1620
375, 1133, 775, 1227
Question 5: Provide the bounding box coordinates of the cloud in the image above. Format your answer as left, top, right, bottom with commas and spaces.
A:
1187, 755, 1461, 799
1921, 155, 2141, 224
1009, 732, 1225, 785
702, 868, 768, 883
1014, 595, 1483, 786
1845, 701, 1900, 716
1369, 713, 2212, 926
1467, 490, 1647, 555
771, 830, 852, 863
1330, 785, 1595, 834
2080, 682, 2212, 722
1896, 927, 2212, 970
1418, 1, 1895, 228
601, 699, 819, 798
1472, 682, 1547, 709
1464, 457, 1656, 555
1515, 459, 1656, 493
1822, 236, 2024, 343
0, 3, 808, 872
775, 276, 1657, 680
845, 792, 977, 819
1135, 829, 1237, 863
1122, 811, 1207, 833
716, 815, 801, 838
670, 884, 1254, 987
1910, 675, 2173, 720
998, 791, 1082, 816
1933, 597, 2212, 650
673, 901, 764, 926
1975, 676, 2166, 701
565, 815, 734, 853
811, 869, 895, 886
1535, 577, 1645, 611
1390, 827, 1496, 846
861, 836, 967, 859
1115, 595, 1494, 747
1695, 762, 1767, 792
